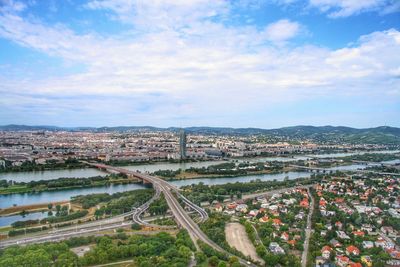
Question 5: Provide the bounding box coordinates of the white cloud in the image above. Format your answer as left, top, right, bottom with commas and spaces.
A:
263, 19, 301, 43
310, 0, 386, 17
0, 0, 27, 13
0, 0, 399, 126
85, 0, 229, 30
276, 0, 399, 17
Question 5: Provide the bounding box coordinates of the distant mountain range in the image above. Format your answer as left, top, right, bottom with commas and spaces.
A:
1, 124, 400, 145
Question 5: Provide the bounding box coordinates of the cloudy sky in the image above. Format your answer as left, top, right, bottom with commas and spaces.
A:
0, 0, 399, 128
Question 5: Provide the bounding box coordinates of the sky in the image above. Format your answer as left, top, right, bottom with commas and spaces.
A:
0, 0, 399, 129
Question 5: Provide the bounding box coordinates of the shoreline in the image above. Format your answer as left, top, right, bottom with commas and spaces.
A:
0, 161, 364, 196
0, 201, 69, 216
1, 148, 397, 174
0, 178, 143, 196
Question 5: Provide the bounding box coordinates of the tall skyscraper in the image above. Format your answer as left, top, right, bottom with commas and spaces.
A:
179, 129, 187, 160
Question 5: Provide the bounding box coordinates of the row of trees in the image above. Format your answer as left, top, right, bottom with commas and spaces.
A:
72, 189, 153, 209
181, 175, 323, 205
0, 173, 128, 193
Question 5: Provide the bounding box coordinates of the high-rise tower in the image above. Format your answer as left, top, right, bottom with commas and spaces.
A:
179, 129, 187, 160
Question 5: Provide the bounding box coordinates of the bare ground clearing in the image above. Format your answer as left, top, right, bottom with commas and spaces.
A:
225, 222, 264, 265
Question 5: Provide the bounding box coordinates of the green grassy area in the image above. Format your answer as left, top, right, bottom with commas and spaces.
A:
0, 226, 12, 233
0, 185, 28, 194
0, 177, 136, 195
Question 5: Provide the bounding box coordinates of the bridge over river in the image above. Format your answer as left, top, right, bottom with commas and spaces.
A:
1, 163, 257, 267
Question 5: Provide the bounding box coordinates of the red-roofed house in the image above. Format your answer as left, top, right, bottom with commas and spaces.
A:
300, 198, 309, 208
352, 230, 365, 237
346, 245, 360, 256
271, 218, 282, 226
321, 246, 332, 259
227, 202, 237, 209
336, 255, 350, 267
259, 216, 269, 223
214, 203, 223, 212
335, 221, 343, 229
281, 232, 289, 241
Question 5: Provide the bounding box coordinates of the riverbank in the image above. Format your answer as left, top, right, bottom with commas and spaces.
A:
0, 200, 69, 216
0, 176, 142, 196
162, 167, 290, 181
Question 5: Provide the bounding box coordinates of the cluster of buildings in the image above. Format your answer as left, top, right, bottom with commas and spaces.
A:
314, 176, 400, 267
0, 130, 191, 166
211, 187, 311, 255
0, 130, 389, 168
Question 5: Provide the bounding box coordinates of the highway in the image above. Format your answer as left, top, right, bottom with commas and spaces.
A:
1, 163, 256, 266
85, 163, 256, 266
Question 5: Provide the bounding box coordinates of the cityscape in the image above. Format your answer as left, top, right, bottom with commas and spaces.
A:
0, 1, 400, 267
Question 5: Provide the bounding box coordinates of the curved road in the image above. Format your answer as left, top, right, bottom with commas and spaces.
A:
1, 163, 257, 266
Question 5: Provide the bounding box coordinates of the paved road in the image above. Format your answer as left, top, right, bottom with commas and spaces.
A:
1, 163, 281, 266
0, 221, 133, 248
301, 188, 314, 267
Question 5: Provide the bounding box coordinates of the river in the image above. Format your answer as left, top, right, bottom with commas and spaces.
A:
1, 150, 398, 183
0, 150, 398, 227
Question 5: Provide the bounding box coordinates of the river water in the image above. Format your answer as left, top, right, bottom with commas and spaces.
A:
1, 150, 398, 183
0, 150, 398, 226
0, 163, 368, 212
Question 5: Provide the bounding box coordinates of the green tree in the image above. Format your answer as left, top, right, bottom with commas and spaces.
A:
131, 223, 141, 230
209, 256, 220, 267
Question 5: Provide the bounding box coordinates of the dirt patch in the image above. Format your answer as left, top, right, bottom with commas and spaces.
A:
70, 245, 93, 257
225, 222, 264, 265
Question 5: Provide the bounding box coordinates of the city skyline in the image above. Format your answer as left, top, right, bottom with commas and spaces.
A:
1, 0, 399, 128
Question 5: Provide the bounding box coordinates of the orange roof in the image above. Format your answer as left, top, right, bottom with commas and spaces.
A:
321, 245, 332, 252
335, 198, 345, 203
300, 199, 309, 207
271, 218, 282, 225
336, 255, 349, 263
346, 245, 360, 254
352, 231, 365, 236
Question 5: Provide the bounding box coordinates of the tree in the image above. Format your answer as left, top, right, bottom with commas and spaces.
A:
229, 256, 239, 264
54, 252, 78, 267
48, 203, 53, 210
131, 223, 141, 230
195, 252, 207, 263
209, 256, 220, 267
256, 245, 266, 258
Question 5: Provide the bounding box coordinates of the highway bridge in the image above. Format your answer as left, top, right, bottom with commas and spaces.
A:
1, 163, 256, 266
87, 163, 255, 266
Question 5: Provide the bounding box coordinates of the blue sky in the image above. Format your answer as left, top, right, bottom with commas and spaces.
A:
0, 0, 399, 128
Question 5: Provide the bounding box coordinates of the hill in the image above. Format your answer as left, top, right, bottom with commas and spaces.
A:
0, 125, 399, 145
